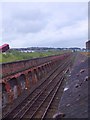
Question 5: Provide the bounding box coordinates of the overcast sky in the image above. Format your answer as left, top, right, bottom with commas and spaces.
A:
0, 2, 88, 48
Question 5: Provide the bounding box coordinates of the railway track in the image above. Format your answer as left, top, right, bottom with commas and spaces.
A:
2, 55, 73, 119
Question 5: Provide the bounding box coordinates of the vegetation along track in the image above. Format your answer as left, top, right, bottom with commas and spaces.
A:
2, 54, 73, 119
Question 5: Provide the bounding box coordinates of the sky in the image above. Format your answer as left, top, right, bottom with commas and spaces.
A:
0, 2, 88, 48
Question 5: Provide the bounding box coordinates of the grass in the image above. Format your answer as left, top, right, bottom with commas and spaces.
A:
0, 50, 68, 63
0, 54, 2, 63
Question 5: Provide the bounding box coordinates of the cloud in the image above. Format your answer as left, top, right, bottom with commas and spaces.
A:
1, 2, 88, 48
14, 20, 47, 33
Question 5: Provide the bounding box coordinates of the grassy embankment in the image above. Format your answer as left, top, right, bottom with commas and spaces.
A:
0, 50, 67, 63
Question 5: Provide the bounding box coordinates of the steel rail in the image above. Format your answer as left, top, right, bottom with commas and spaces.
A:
20, 77, 63, 119
19, 60, 71, 119
13, 73, 62, 118
14, 61, 69, 119
30, 77, 64, 119
29, 61, 71, 119
41, 78, 64, 120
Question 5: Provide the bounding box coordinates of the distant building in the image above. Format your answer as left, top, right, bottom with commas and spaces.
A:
20, 50, 35, 53
0, 44, 10, 52
86, 41, 90, 51
69, 47, 81, 52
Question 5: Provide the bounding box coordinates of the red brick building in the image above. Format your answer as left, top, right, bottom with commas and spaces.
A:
86, 41, 90, 50
0, 44, 10, 52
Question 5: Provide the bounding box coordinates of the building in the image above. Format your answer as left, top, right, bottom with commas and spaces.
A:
86, 41, 90, 51
0, 44, 10, 52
